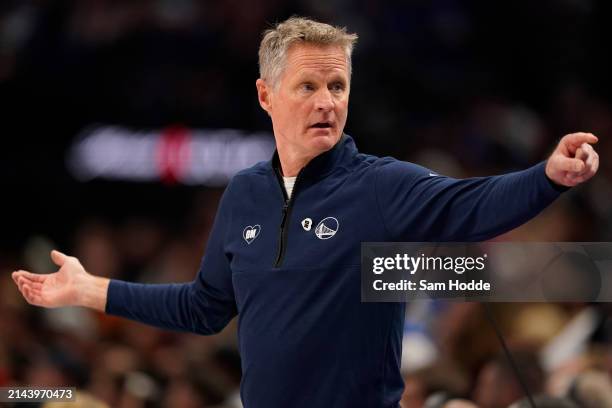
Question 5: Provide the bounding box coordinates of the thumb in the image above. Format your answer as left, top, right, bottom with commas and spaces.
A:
50, 250, 68, 267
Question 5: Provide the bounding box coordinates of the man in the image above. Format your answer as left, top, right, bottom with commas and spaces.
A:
12, 17, 599, 408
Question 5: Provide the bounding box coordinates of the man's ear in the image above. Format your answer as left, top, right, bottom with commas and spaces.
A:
256, 78, 273, 116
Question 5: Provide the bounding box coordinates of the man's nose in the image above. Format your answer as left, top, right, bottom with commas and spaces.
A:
314, 89, 334, 112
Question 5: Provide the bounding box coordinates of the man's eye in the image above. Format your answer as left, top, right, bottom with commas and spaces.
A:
301, 83, 315, 91
330, 83, 345, 92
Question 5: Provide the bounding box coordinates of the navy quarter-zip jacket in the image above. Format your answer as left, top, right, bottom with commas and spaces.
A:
106, 134, 563, 407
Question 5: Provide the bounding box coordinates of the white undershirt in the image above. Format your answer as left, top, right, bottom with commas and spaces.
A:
283, 176, 297, 198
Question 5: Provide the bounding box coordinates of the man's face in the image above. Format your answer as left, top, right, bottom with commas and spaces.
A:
257, 43, 350, 162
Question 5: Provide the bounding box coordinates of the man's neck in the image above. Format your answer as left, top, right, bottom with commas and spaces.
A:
276, 146, 313, 177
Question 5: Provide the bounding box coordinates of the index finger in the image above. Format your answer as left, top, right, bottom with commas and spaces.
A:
564, 132, 598, 149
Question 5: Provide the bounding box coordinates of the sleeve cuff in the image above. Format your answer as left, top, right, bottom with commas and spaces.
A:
104, 279, 125, 315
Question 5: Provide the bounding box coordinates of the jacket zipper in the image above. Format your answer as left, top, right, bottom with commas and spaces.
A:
274, 167, 301, 267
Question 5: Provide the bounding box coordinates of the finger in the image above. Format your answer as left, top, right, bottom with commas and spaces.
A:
50, 250, 68, 267
575, 146, 598, 177
555, 156, 585, 173
584, 150, 596, 171
561, 176, 581, 187
575, 146, 587, 162
24, 281, 43, 292
566, 168, 595, 185
563, 132, 598, 151
581, 142, 596, 154
573, 149, 592, 176
14, 274, 45, 295
16, 276, 25, 292
22, 284, 43, 306
21, 283, 32, 301
17, 277, 36, 294
12, 270, 46, 284
591, 152, 600, 175
582, 144, 599, 161
567, 174, 588, 185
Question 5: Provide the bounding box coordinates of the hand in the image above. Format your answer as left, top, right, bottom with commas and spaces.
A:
12, 250, 109, 310
545, 132, 599, 187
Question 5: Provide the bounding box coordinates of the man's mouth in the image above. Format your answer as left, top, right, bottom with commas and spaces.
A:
310, 121, 333, 129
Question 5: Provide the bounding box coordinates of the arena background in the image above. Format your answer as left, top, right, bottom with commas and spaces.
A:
1, 1, 612, 407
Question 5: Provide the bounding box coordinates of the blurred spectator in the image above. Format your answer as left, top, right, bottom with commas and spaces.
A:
472, 351, 544, 408
568, 370, 612, 408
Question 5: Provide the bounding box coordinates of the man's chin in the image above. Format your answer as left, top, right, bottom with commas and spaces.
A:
309, 129, 341, 150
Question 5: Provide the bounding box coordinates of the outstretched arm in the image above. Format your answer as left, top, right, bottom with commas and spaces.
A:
376, 132, 599, 241
12, 250, 109, 311
12, 183, 238, 335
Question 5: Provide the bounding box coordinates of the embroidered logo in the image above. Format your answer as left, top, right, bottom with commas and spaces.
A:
301, 218, 312, 231
315, 217, 339, 240
243, 225, 261, 244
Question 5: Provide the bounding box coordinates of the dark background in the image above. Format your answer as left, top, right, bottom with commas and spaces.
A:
2, 0, 612, 250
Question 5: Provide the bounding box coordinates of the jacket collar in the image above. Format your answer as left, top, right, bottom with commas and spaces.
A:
270, 133, 358, 181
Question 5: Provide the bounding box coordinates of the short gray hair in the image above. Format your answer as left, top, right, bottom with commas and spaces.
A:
258, 17, 358, 88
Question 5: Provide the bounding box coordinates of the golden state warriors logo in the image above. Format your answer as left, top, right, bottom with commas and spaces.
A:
315, 217, 339, 240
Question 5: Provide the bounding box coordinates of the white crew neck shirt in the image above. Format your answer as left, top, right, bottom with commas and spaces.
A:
283, 176, 297, 198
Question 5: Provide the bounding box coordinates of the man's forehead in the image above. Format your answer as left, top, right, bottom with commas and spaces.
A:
285, 43, 348, 75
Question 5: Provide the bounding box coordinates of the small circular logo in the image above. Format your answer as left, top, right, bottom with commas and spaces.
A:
302, 218, 313, 231
315, 217, 339, 240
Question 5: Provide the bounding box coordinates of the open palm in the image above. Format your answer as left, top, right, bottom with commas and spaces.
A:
12, 250, 87, 308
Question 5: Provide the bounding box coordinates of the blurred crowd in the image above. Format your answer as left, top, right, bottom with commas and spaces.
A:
0, 190, 246, 408
2, 0, 612, 407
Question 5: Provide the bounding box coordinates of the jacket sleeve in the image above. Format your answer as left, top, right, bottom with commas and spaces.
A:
375, 159, 564, 241
105, 183, 237, 335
